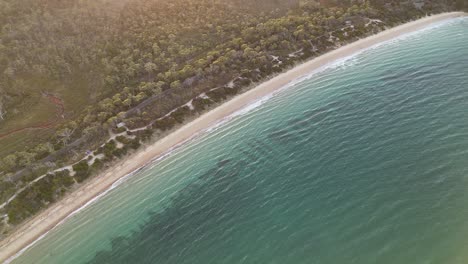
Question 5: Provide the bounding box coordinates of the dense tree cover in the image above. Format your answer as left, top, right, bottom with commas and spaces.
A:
5, 169, 72, 225
0, 0, 463, 236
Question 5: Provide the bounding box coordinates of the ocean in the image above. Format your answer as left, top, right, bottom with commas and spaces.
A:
10, 17, 468, 264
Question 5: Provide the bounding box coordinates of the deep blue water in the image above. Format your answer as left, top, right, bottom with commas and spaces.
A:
11, 17, 468, 264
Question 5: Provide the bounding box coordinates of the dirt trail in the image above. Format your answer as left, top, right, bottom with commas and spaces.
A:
0, 93, 65, 139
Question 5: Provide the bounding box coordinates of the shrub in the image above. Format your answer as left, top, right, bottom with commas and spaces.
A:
73, 161, 90, 183
116, 135, 131, 144
128, 139, 141, 150
170, 106, 191, 123
139, 129, 153, 142
91, 158, 104, 171
103, 140, 117, 158
192, 97, 212, 112
154, 117, 176, 131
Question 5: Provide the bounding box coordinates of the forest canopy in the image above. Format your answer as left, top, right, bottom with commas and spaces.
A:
0, 0, 465, 236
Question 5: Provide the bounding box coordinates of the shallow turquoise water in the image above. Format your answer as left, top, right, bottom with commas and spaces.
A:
11, 17, 468, 264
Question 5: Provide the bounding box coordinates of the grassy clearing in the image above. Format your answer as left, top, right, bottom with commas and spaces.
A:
0, 129, 54, 157
0, 74, 100, 157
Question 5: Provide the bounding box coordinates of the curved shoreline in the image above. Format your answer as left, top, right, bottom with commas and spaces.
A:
1, 11, 466, 263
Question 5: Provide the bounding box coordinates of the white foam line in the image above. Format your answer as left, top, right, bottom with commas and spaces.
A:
274, 15, 465, 90
6, 14, 465, 263
5, 126, 227, 264
2, 165, 146, 264
4, 228, 50, 264
196, 16, 468, 136
135, 16, 466, 139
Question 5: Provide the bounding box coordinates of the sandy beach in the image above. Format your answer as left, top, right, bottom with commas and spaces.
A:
0, 11, 466, 263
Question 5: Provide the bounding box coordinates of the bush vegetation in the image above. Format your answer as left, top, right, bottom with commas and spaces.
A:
0, 0, 465, 235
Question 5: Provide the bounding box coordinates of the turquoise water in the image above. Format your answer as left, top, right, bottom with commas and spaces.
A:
11, 17, 468, 264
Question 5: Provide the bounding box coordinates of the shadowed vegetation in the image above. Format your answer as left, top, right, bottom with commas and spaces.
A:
0, 0, 465, 237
